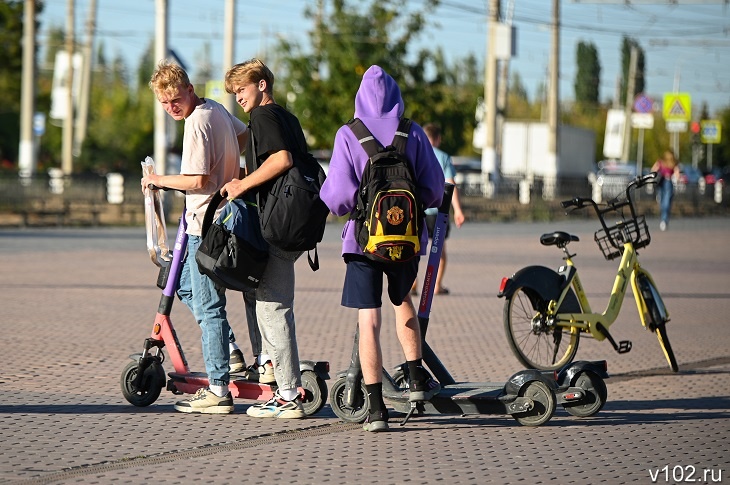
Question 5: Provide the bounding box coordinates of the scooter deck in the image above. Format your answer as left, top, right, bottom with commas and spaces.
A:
168, 371, 275, 401
383, 382, 521, 416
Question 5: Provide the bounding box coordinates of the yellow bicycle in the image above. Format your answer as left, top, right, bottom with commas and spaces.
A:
498, 172, 678, 372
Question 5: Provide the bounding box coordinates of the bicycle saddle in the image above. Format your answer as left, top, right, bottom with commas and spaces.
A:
540, 231, 579, 247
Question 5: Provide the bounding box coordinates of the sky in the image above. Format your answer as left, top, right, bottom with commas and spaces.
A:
37, 0, 730, 118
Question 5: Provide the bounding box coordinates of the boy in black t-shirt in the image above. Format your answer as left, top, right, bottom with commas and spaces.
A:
220, 59, 307, 419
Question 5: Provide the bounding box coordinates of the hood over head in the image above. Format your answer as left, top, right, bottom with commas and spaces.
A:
354, 65, 404, 122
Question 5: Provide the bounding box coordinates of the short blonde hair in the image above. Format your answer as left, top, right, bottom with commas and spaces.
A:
225, 58, 275, 94
149, 60, 191, 97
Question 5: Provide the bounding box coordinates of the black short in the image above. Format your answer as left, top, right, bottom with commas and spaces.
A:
341, 254, 419, 308
426, 214, 450, 239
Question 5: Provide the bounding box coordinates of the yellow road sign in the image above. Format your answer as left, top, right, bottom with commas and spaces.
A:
700, 120, 722, 144
662, 93, 691, 122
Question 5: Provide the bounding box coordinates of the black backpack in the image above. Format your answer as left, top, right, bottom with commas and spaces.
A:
251, 128, 329, 271
347, 117, 423, 264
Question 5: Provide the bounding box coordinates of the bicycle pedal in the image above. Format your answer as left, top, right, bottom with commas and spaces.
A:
618, 340, 632, 353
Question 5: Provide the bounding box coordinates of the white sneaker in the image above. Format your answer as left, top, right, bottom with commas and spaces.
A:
660, 221, 667, 231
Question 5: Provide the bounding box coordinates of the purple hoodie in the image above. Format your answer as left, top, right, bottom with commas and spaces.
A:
320, 65, 445, 256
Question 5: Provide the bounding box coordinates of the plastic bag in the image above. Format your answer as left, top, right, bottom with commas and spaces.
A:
141, 156, 171, 267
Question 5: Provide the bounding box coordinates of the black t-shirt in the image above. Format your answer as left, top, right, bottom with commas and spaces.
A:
246, 103, 308, 175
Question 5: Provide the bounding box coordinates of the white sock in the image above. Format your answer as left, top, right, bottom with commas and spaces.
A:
209, 384, 227, 397
258, 354, 271, 365
229, 342, 239, 353
278, 388, 299, 401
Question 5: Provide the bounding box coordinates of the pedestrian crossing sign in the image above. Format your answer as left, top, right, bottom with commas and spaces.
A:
662, 93, 691, 122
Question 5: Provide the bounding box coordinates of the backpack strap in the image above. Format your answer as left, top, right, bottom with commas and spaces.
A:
346, 118, 381, 158
347, 117, 412, 157
390, 118, 411, 154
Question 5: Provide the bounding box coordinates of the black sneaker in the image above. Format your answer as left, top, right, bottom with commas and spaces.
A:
409, 376, 441, 402
362, 409, 389, 432
229, 349, 245, 373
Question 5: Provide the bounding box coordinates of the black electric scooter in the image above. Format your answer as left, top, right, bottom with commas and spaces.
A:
328, 184, 609, 426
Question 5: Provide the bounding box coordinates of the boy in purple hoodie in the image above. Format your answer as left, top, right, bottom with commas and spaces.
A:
320, 65, 445, 432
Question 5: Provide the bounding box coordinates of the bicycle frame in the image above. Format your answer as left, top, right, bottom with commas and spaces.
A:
551, 239, 667, 341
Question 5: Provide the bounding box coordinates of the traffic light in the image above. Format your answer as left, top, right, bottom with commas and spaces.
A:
691, 121, 701, 145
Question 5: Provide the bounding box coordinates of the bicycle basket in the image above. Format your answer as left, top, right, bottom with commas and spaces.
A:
594, 215, 651, 260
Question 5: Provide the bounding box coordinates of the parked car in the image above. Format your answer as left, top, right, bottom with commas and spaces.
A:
596, 161, 638, 199
452, 156, 483, 196
702, 168, 724, 185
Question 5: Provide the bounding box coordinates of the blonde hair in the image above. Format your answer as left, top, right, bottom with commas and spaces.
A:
225, 58, 275, 94
149, 60, 191, 97
662, 149, 678, 169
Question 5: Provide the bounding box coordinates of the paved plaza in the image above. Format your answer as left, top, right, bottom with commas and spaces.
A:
1, 215, 729, 484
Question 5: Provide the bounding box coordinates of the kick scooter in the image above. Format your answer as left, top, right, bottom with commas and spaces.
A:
328, 185, 609, 426
120, 191, 329, 415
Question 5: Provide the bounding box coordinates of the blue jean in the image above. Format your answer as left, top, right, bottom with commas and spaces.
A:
177, 235, 230, 387
254, 246, 302, 391
658, 177, 674, 223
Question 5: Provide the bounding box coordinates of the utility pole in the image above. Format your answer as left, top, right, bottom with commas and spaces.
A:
18, 0, 36, 178
546, 0, 560, 198
222, 0, 235, 114
496, 0, 515, 160
74, 0, 97, 157
621, 45, 637, 162
481, 0, 500, 197
153, 0, 168, 178
61, 0, 75, 175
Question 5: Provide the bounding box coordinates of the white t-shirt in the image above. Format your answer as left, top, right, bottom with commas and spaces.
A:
181, 98, 247, 236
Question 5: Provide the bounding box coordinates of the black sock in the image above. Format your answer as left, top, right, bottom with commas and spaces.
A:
407, 359, 426, 383
365, 383, 384, 414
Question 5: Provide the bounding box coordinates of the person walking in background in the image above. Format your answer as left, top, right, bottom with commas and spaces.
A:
412, 122, 465, 296
320, 65, 445, 432
220, 58, 307, 419
141, 60, 248, 414
651, 149, 680, 231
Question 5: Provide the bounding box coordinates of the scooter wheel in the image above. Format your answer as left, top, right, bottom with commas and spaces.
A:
120, 359, 165, 407
513, 380, 556, 427
329, 376, 369, 423
563, 371, 607, 418
300, 370, 327, 416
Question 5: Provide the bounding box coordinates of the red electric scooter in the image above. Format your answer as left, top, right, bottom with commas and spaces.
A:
120, 189, 329, 415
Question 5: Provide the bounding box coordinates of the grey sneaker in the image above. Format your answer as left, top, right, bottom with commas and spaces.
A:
362, 409, 389, 432
174, 388, 234, 414
409, 376, 441, 402
229, 349, 245, 373
246, 390, 305, 419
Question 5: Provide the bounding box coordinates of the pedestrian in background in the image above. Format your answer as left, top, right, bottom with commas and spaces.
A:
651, 149, 680, 231
412, 122, 465, 296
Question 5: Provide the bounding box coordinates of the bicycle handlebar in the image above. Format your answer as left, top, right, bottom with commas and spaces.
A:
560, 171, 658, 252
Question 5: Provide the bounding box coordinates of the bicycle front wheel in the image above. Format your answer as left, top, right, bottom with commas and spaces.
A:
656, 324, 679, 372
504, 287, 580, 371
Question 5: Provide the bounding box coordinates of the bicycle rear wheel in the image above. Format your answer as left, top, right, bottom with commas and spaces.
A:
656, 324, 679, 372
504, 286, 580, 371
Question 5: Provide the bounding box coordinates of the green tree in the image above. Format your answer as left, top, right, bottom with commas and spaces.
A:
574, 41, 600, 106
273, 0, 481, 155
0, 0, 44, 166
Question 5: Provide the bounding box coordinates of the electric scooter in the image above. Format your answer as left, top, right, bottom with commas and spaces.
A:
120, 191, 329, 415
328, 184, 608, 426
